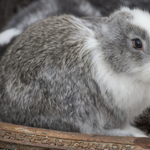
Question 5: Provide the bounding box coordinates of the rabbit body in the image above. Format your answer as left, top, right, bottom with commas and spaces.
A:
0, 7, 150, 137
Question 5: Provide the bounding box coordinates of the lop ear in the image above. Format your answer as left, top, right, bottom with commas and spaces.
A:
108, 10, 133, 28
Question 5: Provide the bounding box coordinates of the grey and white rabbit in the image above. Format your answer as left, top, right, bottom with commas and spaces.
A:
0, 7, 150, 137
0, 0, 101, 46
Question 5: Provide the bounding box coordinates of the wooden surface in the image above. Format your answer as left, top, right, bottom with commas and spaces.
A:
0, 122, 150, 150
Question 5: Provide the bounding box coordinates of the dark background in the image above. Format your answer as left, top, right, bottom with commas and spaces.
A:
0, 0, 35, 31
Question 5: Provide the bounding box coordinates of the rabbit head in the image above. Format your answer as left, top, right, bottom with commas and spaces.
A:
95, 7, 150, 82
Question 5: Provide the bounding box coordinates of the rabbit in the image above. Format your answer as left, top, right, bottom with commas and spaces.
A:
0, 6, 150, 137
0, 0, 101, 46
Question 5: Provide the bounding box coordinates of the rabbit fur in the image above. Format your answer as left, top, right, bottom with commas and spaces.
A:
0, 7, 150, 137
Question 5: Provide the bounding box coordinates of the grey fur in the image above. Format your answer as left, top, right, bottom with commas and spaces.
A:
0, 9, 149, 136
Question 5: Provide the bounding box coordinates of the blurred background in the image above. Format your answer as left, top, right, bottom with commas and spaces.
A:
1, 0, 150, 31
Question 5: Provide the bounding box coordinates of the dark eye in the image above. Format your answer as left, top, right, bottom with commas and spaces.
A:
132, 38, 143, 49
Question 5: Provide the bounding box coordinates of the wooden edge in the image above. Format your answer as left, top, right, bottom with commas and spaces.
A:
0, 122, 150, 150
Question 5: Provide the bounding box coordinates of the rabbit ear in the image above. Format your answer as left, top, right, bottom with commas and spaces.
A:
107, 9, 133, 28
108, 8, 133, 21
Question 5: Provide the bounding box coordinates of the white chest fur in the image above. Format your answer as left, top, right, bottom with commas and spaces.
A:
90, 46, 150, 123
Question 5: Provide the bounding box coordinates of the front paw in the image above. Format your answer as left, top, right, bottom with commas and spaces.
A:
123, 125, 148, 137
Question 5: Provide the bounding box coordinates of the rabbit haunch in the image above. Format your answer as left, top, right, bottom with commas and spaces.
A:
0, 7, 150, 137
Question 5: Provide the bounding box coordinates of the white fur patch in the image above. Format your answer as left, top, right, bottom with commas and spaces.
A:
121, 7, 150, 36
0, 28, 22, 46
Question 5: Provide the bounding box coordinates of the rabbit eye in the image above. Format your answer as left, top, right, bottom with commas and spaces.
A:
132, 39, 143, 49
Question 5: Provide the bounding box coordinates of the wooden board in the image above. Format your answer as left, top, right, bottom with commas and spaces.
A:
0, 122, 150, 150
